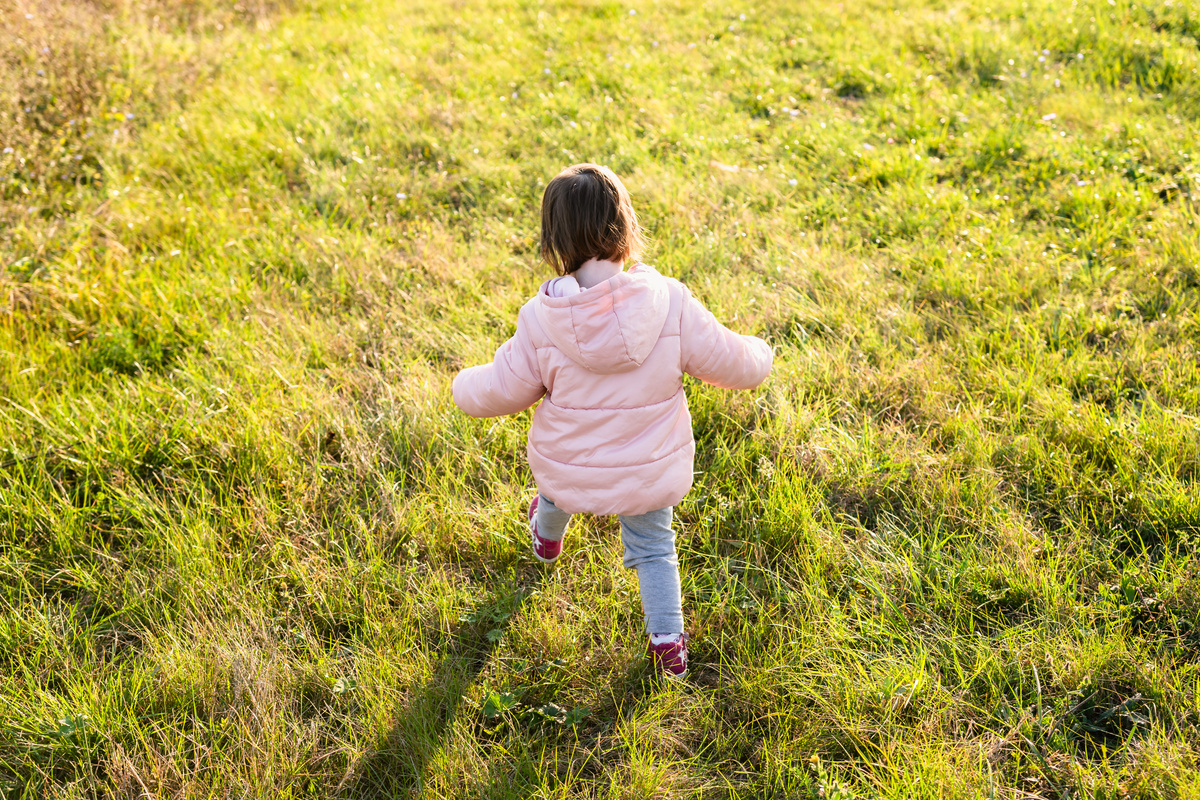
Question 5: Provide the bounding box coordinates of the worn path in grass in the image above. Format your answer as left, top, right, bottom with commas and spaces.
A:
2, 0, 1200, 796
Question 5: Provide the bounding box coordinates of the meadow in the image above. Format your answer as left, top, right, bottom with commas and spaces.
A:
2, 0, 1200, 795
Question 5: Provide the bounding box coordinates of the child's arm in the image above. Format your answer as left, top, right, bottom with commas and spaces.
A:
679, 288, 773, 390
452, 309, 546, 417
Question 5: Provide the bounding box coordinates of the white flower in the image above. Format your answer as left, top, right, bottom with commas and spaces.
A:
739, 12, 746, 19
629, 8, 636, 13
544, 68, 550, 74
788, 178, 798, 186
1042, 112, 1056, 121
170, 250, 181, 256
396, 192, 407, 199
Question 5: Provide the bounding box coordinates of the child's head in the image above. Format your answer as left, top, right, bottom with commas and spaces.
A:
540, 163, 645, 276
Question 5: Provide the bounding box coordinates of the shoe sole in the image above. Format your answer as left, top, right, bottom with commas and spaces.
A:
531, 543, 560, 564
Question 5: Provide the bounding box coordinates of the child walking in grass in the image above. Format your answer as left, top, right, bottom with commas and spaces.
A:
451, 163, 772, 678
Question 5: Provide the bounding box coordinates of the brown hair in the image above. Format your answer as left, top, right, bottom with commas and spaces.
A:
539, 163, 645, 276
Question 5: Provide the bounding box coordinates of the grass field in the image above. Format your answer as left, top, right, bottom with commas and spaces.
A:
3, 0, 1200, 795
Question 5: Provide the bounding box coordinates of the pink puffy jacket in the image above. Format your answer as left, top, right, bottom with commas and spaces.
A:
451, 264, 773, 516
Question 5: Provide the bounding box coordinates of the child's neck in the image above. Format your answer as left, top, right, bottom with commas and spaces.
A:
574, 258, 624, 290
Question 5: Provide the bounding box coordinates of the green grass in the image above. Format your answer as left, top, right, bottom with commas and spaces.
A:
2, 0, 1200, 795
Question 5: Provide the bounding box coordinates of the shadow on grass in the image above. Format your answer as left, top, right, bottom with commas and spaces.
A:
336, 569, 546, 797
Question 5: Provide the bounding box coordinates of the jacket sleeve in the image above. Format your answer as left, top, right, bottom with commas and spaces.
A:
452, 308, 546, 418
679, 287, 773, 390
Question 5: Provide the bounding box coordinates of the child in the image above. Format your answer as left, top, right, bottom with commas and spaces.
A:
451, 163, 772, 679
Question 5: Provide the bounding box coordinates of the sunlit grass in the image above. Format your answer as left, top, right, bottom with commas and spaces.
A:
2, 0, 1199, 796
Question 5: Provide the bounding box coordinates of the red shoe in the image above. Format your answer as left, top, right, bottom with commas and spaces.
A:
648, 634, 689, 680
529, 494, 562, 564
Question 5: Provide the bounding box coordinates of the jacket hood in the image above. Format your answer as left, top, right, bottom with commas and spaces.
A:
533, 265, 670, 373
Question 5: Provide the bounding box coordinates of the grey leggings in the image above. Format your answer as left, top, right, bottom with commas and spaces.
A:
536, 493, 684, 635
